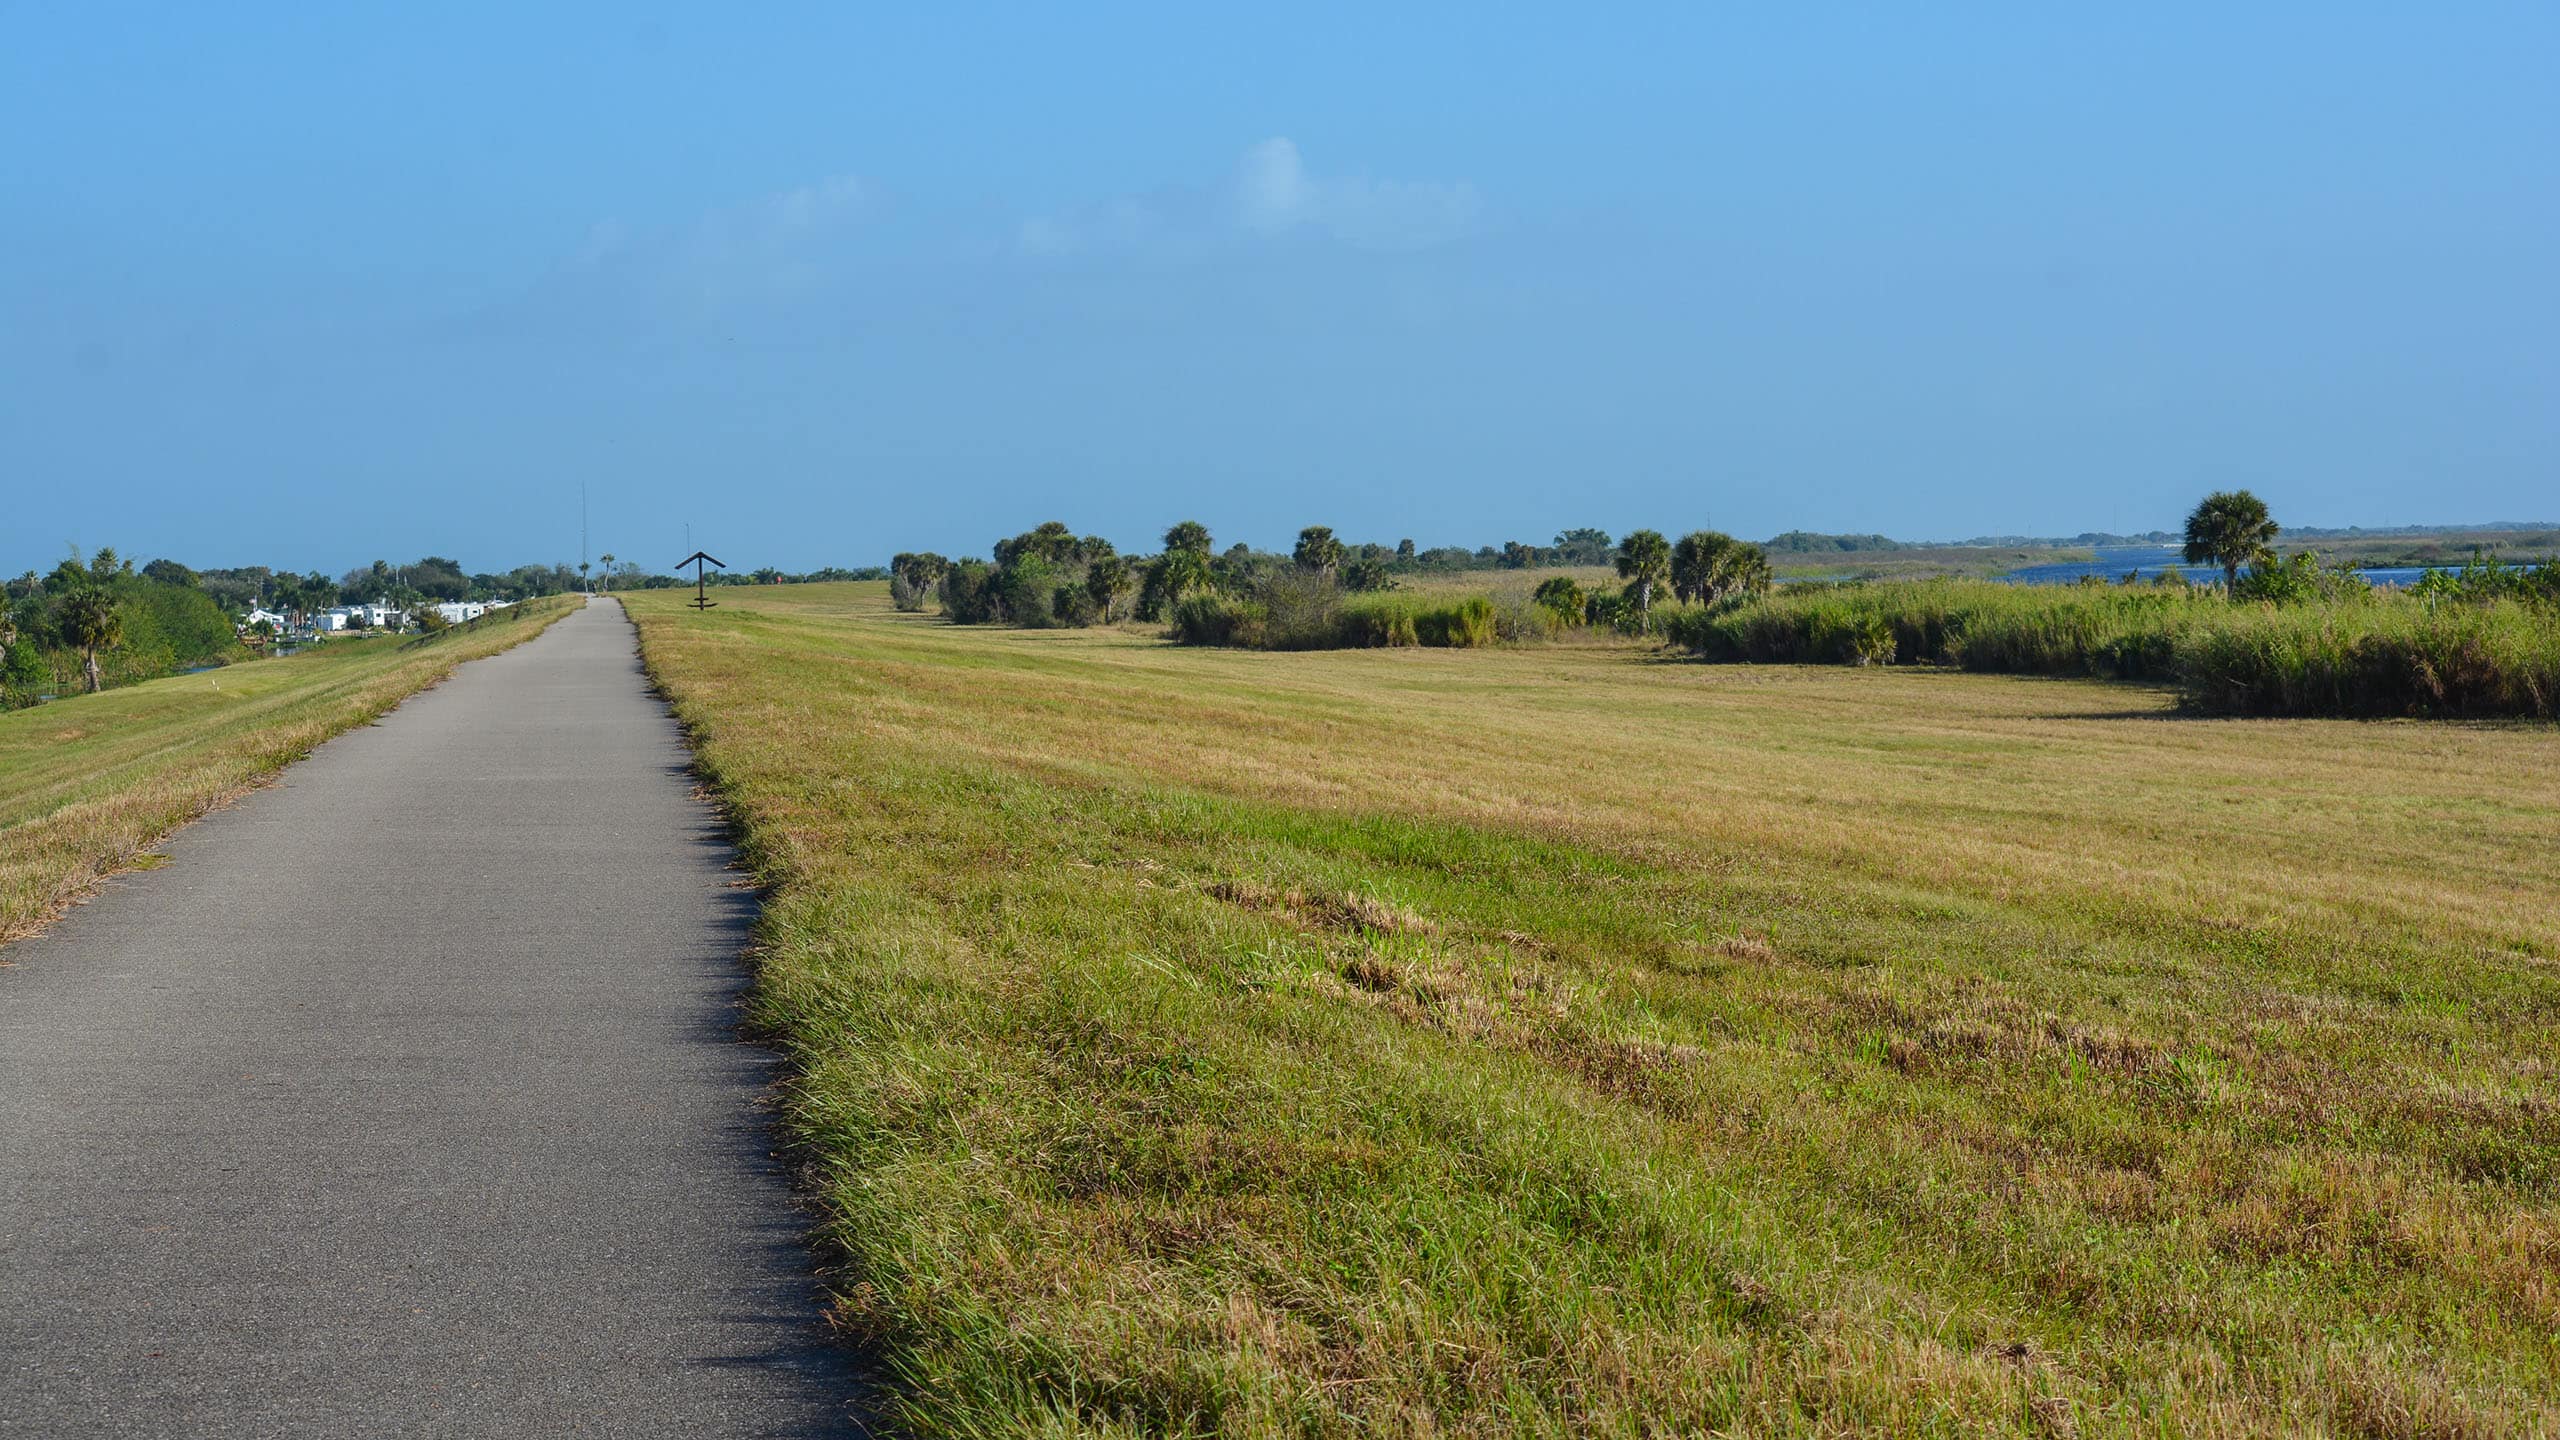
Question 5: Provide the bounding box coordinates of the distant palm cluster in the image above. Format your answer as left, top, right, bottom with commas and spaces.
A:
893, 522, 1778, 650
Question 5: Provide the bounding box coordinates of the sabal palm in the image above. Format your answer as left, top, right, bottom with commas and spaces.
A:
2183, 491, 2280, 594
57, 587, 121, 694
1671, 531, 1739, 605
1615, 530, 1672, 616
1293, 526, 1343, 574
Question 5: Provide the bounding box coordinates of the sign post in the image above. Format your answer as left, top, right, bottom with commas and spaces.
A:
676, 551, 726, 611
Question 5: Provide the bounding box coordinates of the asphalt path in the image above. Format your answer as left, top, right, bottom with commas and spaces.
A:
0, 600, 864, 1436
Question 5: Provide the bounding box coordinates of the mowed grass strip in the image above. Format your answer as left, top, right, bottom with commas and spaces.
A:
0, 596, 577, 944
629, 582, 2559, 1438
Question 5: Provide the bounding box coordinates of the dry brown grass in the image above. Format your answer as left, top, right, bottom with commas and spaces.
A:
630, 581, 2558, 1437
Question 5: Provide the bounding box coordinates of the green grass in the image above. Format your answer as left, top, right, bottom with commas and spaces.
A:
2286, 530, 2560, 570
629, 582, 2560, 1437
0, 597, 577, 943
1766, 545, 2094, 581
1674, 579, 2560, 719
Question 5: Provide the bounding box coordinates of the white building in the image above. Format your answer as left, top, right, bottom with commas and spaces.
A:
433, 601, 489, 625
240, 606, 288, 631
313, 604, 403, 631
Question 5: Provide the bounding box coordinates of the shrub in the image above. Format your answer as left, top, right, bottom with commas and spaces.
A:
1585, 590, 1634, 634
939, 562, 1001, 624
1414, 596, 1497, 648
1257, 569, 1350, 650
1489, 593, 1559, 643
2179, 599, 2558, 719
1051, 584, 1100, 628
2232, 552, 2369, 606
1532, 577, 1586, 626
1169, 593, 1267, 648
1335, 595, 1421, 647
2411, 551, 2560, 609
1677, 576, 2560, 719
1175, 590, 1502, 651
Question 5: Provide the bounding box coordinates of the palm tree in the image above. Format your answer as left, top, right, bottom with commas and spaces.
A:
1086, 554, 1133, 622
1725, 546, 1773, 601
57, 585, 122, 694
1672, 531, 1775, 607
598, 553, 615, 595
1293, 526, 1344, 575
1147, 521, 1216, 613
2183, 491, 2280, 595
1670, 531, 1734, 605
1614, 529, 1672, 620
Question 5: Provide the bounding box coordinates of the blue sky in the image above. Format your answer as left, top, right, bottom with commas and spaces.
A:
5, 3, 2553, 575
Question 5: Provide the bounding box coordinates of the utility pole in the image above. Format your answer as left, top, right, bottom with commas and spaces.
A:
580, 483, 591, 596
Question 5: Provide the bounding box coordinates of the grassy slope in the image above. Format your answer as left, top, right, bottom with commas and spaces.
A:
630, 582, 2558, 1438
0, 596, 577, 944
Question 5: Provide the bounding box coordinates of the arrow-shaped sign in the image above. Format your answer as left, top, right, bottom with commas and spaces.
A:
676, 551, 727, 611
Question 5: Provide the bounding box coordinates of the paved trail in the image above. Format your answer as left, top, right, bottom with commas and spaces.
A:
1, 601, 861, 1436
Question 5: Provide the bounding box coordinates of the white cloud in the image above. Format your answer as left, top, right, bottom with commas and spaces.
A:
1233, 137, 1314, 231
1021, 139, 1480, 258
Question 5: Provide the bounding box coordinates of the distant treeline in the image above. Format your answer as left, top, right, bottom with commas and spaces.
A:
1763, 531, 1911, 553
1, 546, 885, 708
897, 522, 1775, 651
3, 551, 244, 705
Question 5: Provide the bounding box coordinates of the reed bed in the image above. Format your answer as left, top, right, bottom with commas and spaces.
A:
1671, 580, 2559, 719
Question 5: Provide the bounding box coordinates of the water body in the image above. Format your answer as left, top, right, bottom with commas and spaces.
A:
2005, 545, 2488, 588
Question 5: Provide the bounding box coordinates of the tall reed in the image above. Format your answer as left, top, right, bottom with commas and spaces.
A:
1673, 579, 2558, 719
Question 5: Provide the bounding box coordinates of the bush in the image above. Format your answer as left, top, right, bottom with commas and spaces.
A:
1414, 596, 1497, 648
1169, 593, 1267, 648
939, 562, 1001, 624
1335, 596, 1420, 648
1489, 592, 1560, 643
1584, 590, 1632, 633
2232, 552, 2369, 606
1257, 569, 1350, 650
1174, 589, 1502, 651
1676, 576, 2560, 719
1532, 577, 1586, 626
1051, 584, 1100, 628
1673, 580, 2201, 676
2179, 600, 2558, 719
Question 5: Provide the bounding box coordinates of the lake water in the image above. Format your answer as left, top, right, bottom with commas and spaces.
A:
2005, 545, 2481, 588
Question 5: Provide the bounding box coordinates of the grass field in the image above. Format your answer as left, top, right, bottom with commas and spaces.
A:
628, 581, 2558, 1437
2288, 530, 2560, 570
0, 596, 576, 945
1766, 546, 2094, 581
